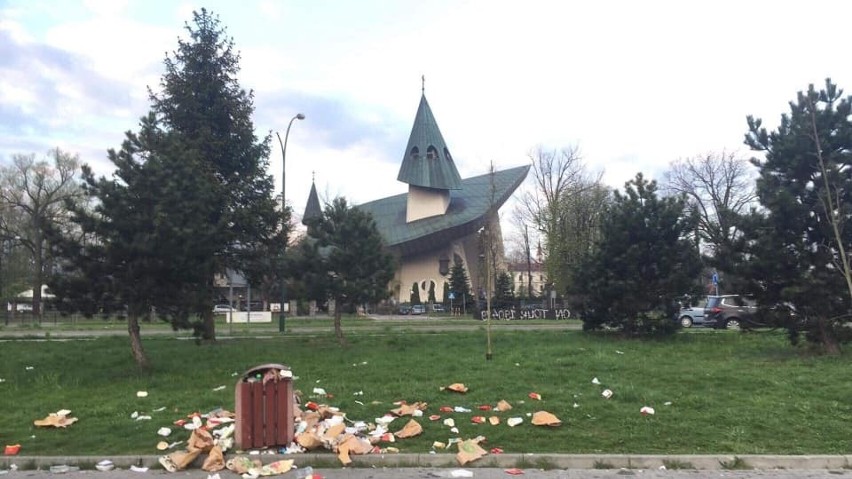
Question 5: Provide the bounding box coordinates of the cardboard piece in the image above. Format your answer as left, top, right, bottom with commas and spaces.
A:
336, 434, 372, 465
488, 416, 500, 426
394, 419, 423, 439
496, 400, 512, 412
531, 411, 561, 426
443, 383, 469, 393
390, 401, 428, 416
33, 410, 78, 428
456, 438, 488, 465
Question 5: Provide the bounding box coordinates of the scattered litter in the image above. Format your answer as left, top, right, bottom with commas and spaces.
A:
394, 419, 423, 438
135, 415, 152, 421
592, 377, 600, 385
453, 406, 471, 413
659, 465, 666, 470
213, 385, 226, 391
507, 417, 523, 427
130, 465, 148, 472
442, 383, 469, 393
34, 410, 78, 428
664, 401, 672, 406
312, 387, 327, 396
157, 441, 170, 451
504, 468, 524, 475
137, 391, 148, 398
353, 390, 363, 396
0, 378, 5, 383
429, 414, 441, 421
95, 460, 114, 472
470, 416, 485, 424
391, 402, 427, 416
432, 441, 446, 449
573, 403, 579, 408
450, 427, 459, 434
514, 363, 520, 366
528, 392, 541, 401
496, 400, 512, 412
615, 350, 624, 355
4, 444, 21, 455
25, 366, 34, 370
490, 447, 503, 454
640, 406, 655, 416
153, 406, 167, 412
488, 416, 500, 426
601, 389, 613, 399
478, 404, 492, 411
531, 411, 562, 427
131, 411, 139, 419
208, 474, 221, 479
450, 470, 474, 478
443, 418, 456, 428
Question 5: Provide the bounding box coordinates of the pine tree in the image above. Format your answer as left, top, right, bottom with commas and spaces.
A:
291, 197, 395, 345
743, 79, 852, 353
576, 173, 701, 337
448, 261, 472, 310
495, 270, 515, 307
411, 282, 421, 305
148, 9, 282, 340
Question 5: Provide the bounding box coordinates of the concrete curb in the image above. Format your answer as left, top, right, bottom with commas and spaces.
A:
3, 454, 852, 471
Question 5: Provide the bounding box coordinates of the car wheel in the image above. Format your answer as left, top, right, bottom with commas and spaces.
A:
726, 318, 741, 330
680, 316, 693, 328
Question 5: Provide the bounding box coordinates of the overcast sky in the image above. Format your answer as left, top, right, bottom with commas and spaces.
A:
2, 0, 851, 241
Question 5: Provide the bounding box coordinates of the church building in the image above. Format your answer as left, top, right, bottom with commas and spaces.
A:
304, 87, 529, 305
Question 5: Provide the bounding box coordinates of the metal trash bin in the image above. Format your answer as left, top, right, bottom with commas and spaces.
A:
235, 363, 294, 449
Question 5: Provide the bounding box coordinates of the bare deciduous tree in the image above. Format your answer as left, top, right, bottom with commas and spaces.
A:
0, 149, 83, 316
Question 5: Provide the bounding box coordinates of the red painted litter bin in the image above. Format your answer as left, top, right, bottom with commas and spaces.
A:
235, 363, 294, 450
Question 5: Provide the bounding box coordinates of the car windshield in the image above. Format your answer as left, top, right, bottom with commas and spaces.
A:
706, 297, 721, 308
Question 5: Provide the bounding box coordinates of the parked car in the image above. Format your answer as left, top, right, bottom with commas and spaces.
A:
431, 304, 445, 313
8, 302, 32, 312
212, 304, 234, 314
398, 305, 412, 315
676, 303, 707, 328
704, 295, 758, 329
411, 304, 426, 315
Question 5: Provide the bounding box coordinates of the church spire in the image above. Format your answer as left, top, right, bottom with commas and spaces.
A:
396, 84, 462, 190
302, 175, 322, 228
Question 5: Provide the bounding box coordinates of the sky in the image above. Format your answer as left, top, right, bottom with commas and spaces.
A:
2, 0, 852, 244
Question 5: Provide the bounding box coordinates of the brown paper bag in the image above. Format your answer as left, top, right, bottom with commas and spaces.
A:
456, 439, 488, 465
296, 432, 323, 450
496, 399, 512, 411
161, 448, 201, 471
201, 445, 225, 472
188, 428, 214, 452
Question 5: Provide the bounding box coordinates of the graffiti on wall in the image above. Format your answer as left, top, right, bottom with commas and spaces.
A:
478, 307, 572, 320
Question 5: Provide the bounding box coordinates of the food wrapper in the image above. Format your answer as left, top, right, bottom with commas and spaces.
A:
531, 410, 561, 426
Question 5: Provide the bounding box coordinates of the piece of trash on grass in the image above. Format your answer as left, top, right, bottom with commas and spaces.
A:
450, 427, 459, 434
394, 419, 423, 439
135, 415, 152, 421
429, 414, 441, 421
573, 403, 579, 408
130, 465, 148, 472
136, 391, 148, 398
153, 406, 166, 412
615, 350, 624, 355
456, 437, 488, 466
25, 366, 34, 370
601, 389, 613, 399
353, 390, 363, 396
34, 410, 78, 428
488, 416, 500, 426
95, 460, 114, 472
4, 444, 21, 455
156, 441, 170, 451
528, 392, 541, 400
454, 406, 471, 413
471, 416, 485, 424
208, 474, 221, 479
490, 447, 503, 454
442, 383, 469, 393
496, 400, 512, 412
312, 387, 327, 396
592, 377, 600, 385
478, 404, 492, 411
505, 468, 524, 475
507, 417, 523, 427
664, 401, 672, 406
640, 406, 655, 416
531, 411, 562, 426
213, 385, 226, 391
443, 418, 456, 428
432, 441, 446, 449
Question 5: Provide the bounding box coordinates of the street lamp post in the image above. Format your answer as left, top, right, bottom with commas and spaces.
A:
275, 113, 305, 333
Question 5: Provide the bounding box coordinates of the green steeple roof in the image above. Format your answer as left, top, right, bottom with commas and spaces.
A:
396, 94, 462, 190
302, 180, 322, 226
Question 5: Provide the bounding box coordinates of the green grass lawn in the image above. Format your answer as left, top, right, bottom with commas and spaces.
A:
1, 328, 851, 457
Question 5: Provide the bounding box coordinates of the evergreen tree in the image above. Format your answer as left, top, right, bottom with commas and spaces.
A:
291, 197, 395, 344
411, 282, 421, 305
442, 281, 450, 305
742, 79, 852, 353
576, 173, 701, 337
148, 9, 282, 340
495, 270, 514, 307
428, 281, 436, 303
448, 261, 472, 310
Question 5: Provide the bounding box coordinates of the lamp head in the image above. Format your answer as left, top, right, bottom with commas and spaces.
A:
296, 113, 306, 120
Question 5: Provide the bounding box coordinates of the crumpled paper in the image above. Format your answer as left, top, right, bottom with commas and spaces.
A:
33, 409, 78, 428
442, 383, 469, 393
531, 411, 562, 426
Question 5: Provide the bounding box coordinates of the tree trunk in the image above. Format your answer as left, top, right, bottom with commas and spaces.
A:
817, 318, 841, 356
127, 315, 150, 370
200, 311, 216, 342
333, 299, 347, 346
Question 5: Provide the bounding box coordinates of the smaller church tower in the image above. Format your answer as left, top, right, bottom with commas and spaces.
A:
396, 80, 462, 223
302, 175, 323, 235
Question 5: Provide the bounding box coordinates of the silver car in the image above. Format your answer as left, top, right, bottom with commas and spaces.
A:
677, 300, 708, 328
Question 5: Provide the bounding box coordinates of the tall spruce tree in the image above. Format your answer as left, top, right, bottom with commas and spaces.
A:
577, 173, 702, 337
147, 9, 282, 340
743, 79, 852, 353
448, 261, 473, 311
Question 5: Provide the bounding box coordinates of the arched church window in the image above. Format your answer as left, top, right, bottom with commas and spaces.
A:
444, 148, 452, 162
410, 147, 420, 161
426, 145, 438, 160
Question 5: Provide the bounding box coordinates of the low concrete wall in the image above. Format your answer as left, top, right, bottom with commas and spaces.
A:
225, 311, 272, 323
